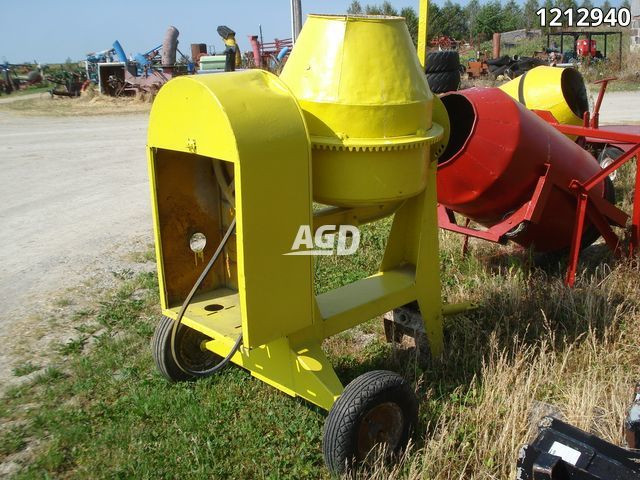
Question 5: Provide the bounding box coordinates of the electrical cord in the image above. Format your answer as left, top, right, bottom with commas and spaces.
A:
170, 217, 242, 377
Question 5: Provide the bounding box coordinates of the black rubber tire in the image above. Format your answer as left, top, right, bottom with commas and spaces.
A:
426, 70, 460, 94
322, 370, 418, 475
151, 315, 222, 382
425, 51, 460, 73
598, 146, 624, 181
581, 175, 616, 249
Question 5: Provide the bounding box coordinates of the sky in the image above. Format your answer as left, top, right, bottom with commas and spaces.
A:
1, 0, 627, 64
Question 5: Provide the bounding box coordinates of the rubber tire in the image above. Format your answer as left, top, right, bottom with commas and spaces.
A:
322, 370, 418, 475
426, 70, 460, 94
598, 146, 624, 181
425, 51, 460, 73
581, 175, 616, 249
152, 315, 221, 382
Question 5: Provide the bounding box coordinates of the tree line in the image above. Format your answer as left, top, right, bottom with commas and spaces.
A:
346, 0, 632, 43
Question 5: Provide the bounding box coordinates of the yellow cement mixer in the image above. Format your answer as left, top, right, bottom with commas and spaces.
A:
499, 65, 590, 139
146, 8, 467, 474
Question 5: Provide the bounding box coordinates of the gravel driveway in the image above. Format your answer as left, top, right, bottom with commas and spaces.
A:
0, 112, 152, 386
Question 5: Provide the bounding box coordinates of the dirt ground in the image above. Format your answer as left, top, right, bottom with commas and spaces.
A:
0, 112, 153, 391
0, 89, 638, 394
597, 90, 640, 124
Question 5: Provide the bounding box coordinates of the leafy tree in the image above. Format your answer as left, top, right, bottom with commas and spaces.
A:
502, 0, 524, 31
542, 0, 555, 32
475, 1, 504, 39
379, 1, 398, 15
556, 0, 577, 26
523, 0, 540, 29
602, 0, 612, 12
400, 7, 419, 45
439, 0, 469, 39
466, 0, 482, 40
557, 0, 578, 10
428, 1, 444, 38
621, 0, 630, 9
347, 1, 363, 14
580, 0, 594, 9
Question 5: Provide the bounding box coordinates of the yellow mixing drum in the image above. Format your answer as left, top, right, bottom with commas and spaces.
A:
280, 14, 442, 207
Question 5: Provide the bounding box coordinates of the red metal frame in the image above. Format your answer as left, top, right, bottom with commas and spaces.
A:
438, 79, 640, 286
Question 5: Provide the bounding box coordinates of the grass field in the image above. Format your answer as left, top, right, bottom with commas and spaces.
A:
1, 168, 640, 478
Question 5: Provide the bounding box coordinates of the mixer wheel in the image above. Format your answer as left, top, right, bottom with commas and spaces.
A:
598, 146, 624, 182
152, 315, 222, 382
322, 370, 418, 474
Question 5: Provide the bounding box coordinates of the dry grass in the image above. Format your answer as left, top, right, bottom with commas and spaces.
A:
349, 256, 640, 479
345, 159, 640, 479
0, 89, 151, 116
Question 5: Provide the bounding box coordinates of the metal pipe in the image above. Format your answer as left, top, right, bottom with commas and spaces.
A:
492, 33, 501, 59
112, 40, 127, 62
291, 0, 302, 42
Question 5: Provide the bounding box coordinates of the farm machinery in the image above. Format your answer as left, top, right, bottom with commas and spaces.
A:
145, 2, 640, 475
86, 26, 190, 97
0, 62, 43, 95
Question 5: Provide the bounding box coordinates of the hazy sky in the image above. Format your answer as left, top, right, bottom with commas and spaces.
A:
2, 0, 626, 64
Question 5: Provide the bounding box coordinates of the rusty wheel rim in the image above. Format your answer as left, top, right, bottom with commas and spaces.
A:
356, 402, 404, 460
177, 326, 219, 371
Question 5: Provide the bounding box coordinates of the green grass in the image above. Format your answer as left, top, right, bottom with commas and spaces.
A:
0, 272, 329, 479
588, 79, 640, 92
1, 214, 639, 477
11, 362, 40, 378
2, 86, 51, 98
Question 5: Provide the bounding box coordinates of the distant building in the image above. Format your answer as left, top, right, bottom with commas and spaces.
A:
632, 0, 640, 52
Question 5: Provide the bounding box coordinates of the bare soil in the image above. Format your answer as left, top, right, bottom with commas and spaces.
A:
0, 110, 153, 393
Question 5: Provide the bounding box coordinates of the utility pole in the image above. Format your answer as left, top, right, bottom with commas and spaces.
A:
291, 0, 302, 43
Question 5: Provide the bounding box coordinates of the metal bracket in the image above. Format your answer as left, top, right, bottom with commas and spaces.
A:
516, 416, 640, 479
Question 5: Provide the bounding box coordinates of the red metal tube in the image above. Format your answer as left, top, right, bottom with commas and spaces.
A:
492, 33, 501, 59
437, 87, 606, 253
249, 35, 261, 67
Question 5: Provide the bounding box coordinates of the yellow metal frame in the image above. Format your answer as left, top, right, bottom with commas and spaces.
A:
147, 6, 462, 413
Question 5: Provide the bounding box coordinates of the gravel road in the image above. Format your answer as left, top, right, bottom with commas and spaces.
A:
597, 90, 640, 124
0, 112, 152, 385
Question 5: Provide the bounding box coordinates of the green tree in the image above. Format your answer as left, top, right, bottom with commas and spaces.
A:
557, 0, 577, 26
466, 0, 481, 40
523, 0, 540, 29
580, 0, 594, 8
439, 0, 469, 39
347, 1, 363, 14
400, 7, 419, 46
428, 1, 444, 38
542, 0, 554, 32
602, 0, 612, 12
502, 0, 524, 31
379, 1, 398, 15
475, 1, 504, 39
621, 0, 630, 9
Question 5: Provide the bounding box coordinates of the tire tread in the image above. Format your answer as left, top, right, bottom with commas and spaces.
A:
323, 370, 418, 474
